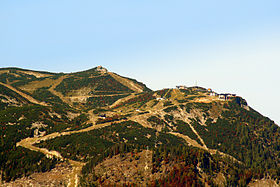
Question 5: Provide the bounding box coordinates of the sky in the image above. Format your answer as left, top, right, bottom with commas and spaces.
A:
0, 0, 280, 125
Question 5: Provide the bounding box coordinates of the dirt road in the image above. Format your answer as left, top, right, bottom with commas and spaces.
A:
0, 82, 48, 106
48, 75, 73, 106
16, 119, 124, 187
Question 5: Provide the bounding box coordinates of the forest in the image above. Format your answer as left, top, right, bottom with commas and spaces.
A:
0, 68, 279, 186
0, 105, 62, 182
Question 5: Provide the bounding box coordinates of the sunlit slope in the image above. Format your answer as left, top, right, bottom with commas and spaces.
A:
1, 67, 279, 186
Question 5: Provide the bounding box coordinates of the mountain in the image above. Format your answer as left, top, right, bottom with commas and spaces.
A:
0, 67, 279, 186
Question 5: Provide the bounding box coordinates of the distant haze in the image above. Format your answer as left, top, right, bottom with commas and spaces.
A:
1, 1, 279, 125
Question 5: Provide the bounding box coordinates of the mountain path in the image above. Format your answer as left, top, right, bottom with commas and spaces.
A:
177, 107, 208, 149
169, 131, 242, 164
16, 119, 122, 187
110, 93, 136, 108
48, 75, 73, 106
14, 85, 242, 186
127, 108, 208, 150
175, 105, 242, 163
169, 132, 206, 150
127, 102, 243, 164
109, 72, 143, 93
0, 82, 48, 106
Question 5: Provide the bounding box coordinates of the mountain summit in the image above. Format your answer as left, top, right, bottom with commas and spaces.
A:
0, 67, 279, 186
96, 65, 108, 73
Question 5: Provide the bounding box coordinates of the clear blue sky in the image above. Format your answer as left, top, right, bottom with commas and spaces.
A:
1, 1, 280, 125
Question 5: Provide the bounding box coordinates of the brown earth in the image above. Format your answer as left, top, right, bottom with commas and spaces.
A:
1, 163, 71, 187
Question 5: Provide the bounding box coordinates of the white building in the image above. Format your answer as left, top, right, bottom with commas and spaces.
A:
210, 92, 218, 96
156, 97, 165, 101
176, 85, 188, 89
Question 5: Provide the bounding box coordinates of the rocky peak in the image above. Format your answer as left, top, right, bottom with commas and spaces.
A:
96, 66, 108, 73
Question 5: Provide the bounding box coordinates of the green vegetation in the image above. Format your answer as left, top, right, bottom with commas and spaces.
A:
77, 122, 186, 186
0, 69, 52, 87
80, 142, 257, 186
163, 105, 178, 112
0, 105, 63, 182
69, 67, 101, 77
176, 99, 189, 103
156, 89, 170, 98
184, 102, 211, 113
120, 74, 151, 92
147, 116, 168, 131
173, 120, 203, 145
87, 94, 129, 108
165, 90, 172, 99
194, 100, 280, 180
0, 84, 29, 108
178, 88, 192, 95
163, 100, 173, 107
66, 113, 90, 131
0, 71, 35, 85
32, 87, 60, 103
164, 114, 174, 122
0, 147, 57, 182
32, 87, 72, 112
151, 145, 255, 186
114, 92, 155, 108
89, 91, 127, 95
1, 67, 280, 185
178, 87, 204, 95
55, 75, 133, 95
37, 121, 185, 162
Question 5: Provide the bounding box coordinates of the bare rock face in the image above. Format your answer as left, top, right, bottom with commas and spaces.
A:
96, 65, 108, 73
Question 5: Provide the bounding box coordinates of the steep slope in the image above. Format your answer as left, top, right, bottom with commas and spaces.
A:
76, 88, 279, 186
0, 66, 151, 110
0, 66, 151, 186
109, 72, 148, 93
52, 66, 150, 109
0, 84, 30, 108
0, 82, 48, 106
0, 67, 279, 186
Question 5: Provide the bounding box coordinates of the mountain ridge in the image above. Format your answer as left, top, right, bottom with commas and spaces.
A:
0, 66, 279, 186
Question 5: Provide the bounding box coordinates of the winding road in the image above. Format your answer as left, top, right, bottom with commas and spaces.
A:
15, 91, 242, 186
16, 114, 128, 187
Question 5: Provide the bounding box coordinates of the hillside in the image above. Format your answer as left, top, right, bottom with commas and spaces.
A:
0, 67, 279, 186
